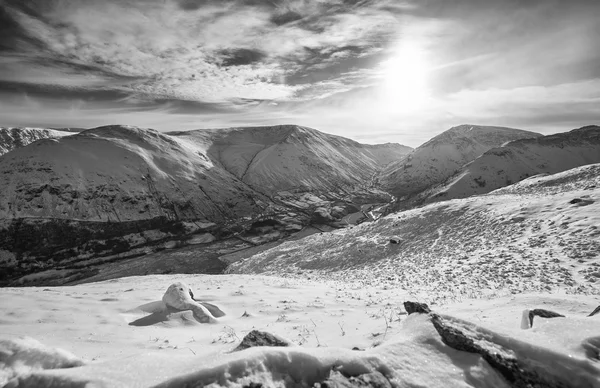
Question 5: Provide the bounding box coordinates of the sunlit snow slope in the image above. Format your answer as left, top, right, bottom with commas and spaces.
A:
172, 125, 412, 194
379, 124, 541, 199
231, 163, 600, 301
0, 127, 72, 156
421, 125, 600, 204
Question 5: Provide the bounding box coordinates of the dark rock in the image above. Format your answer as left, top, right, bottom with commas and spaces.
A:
352, 347, 364, 351
430, 314, 590, 388
569, 198, 595, 206
581, 337, 600, 361
528, 309, 565, 327
242, 383, 263, 388
389, 237, 401, 244
403, 301, 431, 315
233, 330, 291, 352
588, 305, 600, 317
315, 370, 392, 388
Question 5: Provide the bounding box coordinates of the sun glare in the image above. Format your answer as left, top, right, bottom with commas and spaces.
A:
379, 42, 431, 112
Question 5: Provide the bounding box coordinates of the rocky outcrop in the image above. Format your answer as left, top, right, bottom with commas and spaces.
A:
233, 330, 292, 352
315, 370, 392, 388
405, 301, 600, 387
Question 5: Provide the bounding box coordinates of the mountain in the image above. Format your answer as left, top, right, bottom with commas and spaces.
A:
0, 127, 73, 156
229, 163, 600, 297
378, 124, 542, 199
0, 124, 410, 285
421, 125, 600, 204
171, 125, 412, 195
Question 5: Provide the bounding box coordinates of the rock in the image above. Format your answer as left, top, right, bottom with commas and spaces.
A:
430, 313, 597, 388
389, 237, 401, 244
233, 330, 292, 352
403, 301, 431, 315
588, 305, 600, 317
581, 337, 600, 361
315, 370, 392, 388
528, 309, 565, 327
569, 198, 595, 206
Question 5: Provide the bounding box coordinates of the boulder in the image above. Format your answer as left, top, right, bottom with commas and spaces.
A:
403, 301, 431, 315
233, 330, 292, 352
315, 370, 392, 388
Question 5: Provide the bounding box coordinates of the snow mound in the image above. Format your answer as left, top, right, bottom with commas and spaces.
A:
0, 337, 84, 387
128, 282, 226, 326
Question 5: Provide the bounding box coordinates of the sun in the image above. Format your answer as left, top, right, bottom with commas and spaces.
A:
379, 42, 431, 112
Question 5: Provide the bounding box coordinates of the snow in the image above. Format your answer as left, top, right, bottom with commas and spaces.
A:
1, 161, 599, 386
0, 274, 598, 387
231, 163, 600, 301
1, 131, 599, 386
379, 124, 541, 198
0, 127, 73, 156
423, 125, 600, 204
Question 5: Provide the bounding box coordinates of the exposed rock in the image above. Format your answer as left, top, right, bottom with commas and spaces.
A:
403, 301, 431, 315
569, 198, 595, 206
315, 370, 392, 388
528, 309, 565, 327
588, 305, 600, 317
389, 237, 401, 244
429, 313, 597, 388
233, 330, 292, 352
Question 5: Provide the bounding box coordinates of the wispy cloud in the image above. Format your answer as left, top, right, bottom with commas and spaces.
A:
0, 0, 599, 146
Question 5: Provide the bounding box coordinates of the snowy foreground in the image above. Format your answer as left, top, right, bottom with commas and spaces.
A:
0, 274, 599, 387
1, 164, 600, 387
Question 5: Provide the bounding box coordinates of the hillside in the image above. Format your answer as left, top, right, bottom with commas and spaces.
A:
171, 125, 412, 195
230, 163, 600, 300
1, 163, 599, 386
0, 124, 409, 286
420, 125, 600, 204
379, 124, 541, 199
0, 127, 72, 156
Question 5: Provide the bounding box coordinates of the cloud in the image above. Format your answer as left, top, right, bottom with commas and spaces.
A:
0, 0, 598, 146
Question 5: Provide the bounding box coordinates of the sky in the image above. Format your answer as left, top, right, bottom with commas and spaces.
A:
0, 0, 599, 147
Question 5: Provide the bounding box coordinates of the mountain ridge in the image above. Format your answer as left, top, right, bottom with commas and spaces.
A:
378, 124, 543, 200
419, 125, 600, 204
0, 127, 73, 156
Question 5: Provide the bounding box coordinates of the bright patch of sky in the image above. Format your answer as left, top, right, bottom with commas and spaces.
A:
1, 0, 599, 146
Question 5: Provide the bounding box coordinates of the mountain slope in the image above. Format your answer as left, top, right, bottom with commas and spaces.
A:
422, 125, 600, 204
0, 125, 267, 222
379, 124, 541, 198
0, 124, 409, 285
0, 127, 73, 156
172, 125, 412, 195
230, 163, 600, 299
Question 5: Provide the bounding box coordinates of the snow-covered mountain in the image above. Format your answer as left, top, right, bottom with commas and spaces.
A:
230, 163, 600, 298
0, 124, 410, 285
171, 125, 412, 195
379, 124, 541, 199
0, 127, 73, 156
421, 125, 600, 204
